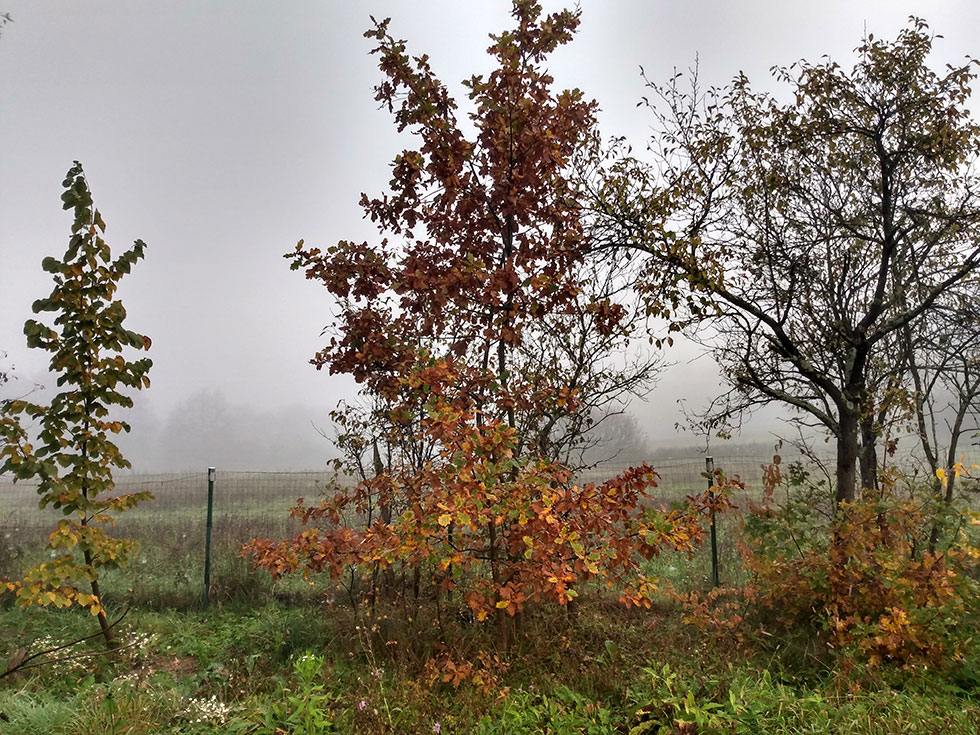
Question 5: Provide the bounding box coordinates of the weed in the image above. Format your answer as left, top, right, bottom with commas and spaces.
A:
246, 652, 335, 735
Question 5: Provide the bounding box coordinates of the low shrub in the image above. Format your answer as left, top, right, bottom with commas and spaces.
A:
685, 460, 980, 678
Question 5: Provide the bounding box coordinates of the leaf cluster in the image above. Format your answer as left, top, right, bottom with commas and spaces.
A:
246, 370, 730, 621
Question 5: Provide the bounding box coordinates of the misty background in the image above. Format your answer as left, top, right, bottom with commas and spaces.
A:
2, 1, 978, 472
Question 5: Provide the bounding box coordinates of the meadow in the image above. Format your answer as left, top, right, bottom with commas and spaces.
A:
2, 455, 980, 734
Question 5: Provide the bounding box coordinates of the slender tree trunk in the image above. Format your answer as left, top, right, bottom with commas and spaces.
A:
372, 440, 395, 597
489, 214, 517, 651
928, 405, 970, 552
942, 403, 969, 506
82, 547, 114, 648
488, 521, 510, 651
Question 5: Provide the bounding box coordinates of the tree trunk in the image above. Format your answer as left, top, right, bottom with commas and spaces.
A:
488, 521, 511, 651
83, 549, 114, 648
836, 405, 860, 504
858, 416, 879, 495
371, 439, 396, 597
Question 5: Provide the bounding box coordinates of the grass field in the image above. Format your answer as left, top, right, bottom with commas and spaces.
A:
2, 592, 979, 734
0, 456, 772, 601
2, 454, 979, 734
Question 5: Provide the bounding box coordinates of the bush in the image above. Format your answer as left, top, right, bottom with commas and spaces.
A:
739, 462, 980, 672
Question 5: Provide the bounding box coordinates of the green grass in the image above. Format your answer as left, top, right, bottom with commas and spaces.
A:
1, 591, 979, 735
0, 691, 75, 735
3, 464, 980, 733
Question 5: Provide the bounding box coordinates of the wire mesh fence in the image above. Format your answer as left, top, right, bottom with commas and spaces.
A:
0, 453, 837, 606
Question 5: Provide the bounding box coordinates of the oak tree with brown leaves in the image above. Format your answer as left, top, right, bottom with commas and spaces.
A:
246, 2, 720, 646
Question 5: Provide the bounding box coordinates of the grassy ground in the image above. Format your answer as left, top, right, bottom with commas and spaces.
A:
2, 584, 979, 735
2, 465, 979, 733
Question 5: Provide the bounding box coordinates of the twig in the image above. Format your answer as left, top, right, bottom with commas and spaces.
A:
5, 639, 141, 678
0, 606, 130, 680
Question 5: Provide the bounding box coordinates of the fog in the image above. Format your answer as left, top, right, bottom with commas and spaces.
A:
2, 1, 977, 471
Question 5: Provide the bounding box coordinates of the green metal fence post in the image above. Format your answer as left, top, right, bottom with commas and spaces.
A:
203, 466, 215, 608
707, 456, 719, 588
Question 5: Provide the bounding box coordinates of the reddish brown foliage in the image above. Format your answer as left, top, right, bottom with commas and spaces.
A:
682, 460, 980, 671
246, 387, 724, 620
247, 2, 717, 628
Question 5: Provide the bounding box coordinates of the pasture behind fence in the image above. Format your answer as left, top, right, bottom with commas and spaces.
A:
0, 453, 817, 606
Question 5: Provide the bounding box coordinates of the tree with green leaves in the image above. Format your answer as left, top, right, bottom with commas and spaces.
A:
0, 162, 153, 646
594, 20, 980, 504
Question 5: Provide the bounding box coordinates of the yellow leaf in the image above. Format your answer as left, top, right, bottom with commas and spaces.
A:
495, 600, 510, 609
438, 513, 453, 527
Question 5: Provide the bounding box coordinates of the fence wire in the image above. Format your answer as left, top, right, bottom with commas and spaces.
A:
0, 453, 854, 604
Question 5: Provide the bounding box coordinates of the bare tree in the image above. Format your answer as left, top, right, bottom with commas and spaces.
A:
900, 283, 980, 504
510, 254, 663, 470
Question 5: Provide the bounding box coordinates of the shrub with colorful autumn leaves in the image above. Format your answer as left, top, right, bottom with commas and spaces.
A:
246, 365, 725, 624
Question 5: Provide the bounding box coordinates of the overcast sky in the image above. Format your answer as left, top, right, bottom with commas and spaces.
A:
2, 1, 978, 470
